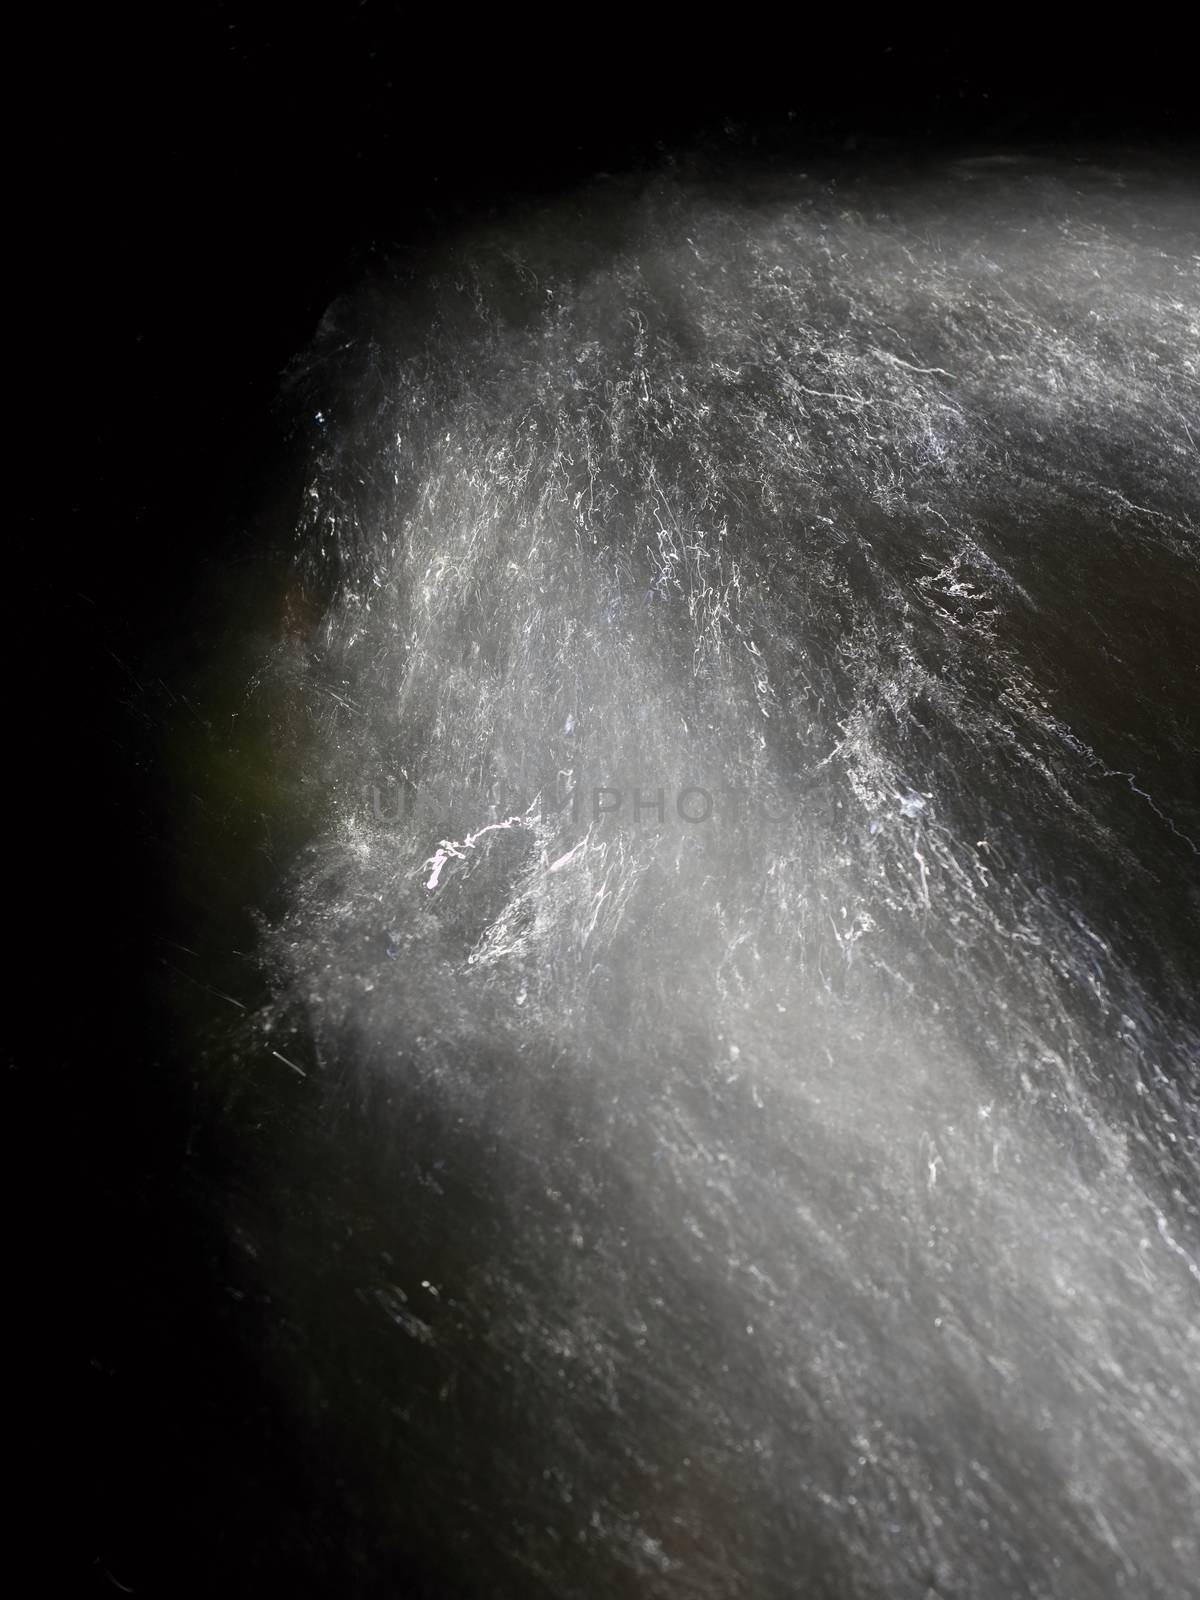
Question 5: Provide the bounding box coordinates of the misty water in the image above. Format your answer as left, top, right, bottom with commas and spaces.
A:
169, 150, 1199, 1597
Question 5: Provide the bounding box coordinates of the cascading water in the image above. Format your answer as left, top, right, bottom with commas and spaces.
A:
180, 152, 1199, 1597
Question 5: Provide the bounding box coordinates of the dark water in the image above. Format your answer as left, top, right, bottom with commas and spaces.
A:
115, 151, 1199, 1597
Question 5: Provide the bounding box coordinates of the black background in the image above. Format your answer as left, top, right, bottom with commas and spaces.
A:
49, 10, 1195, 1593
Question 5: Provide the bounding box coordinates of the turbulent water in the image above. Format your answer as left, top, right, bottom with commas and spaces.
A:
187, 152, 1200, 1597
